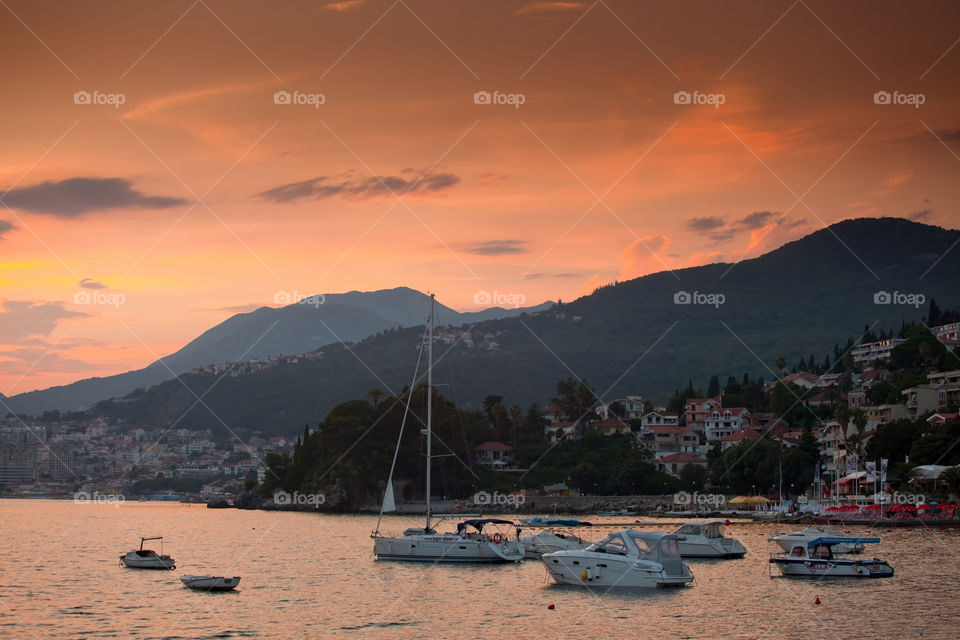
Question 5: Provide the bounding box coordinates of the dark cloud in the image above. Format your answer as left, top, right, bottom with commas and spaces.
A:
0, 300, 88, 341
783, 218, 809, 229
466, 240, 526, 256
934, 129, 960, 143
735, 211, 778, 229
78, 278, 107, 290
687, 216, 726, 232
257, 172, 459, 204
709, 231, 735, 243
909, 208, 933, 221
522, 271, 583, 280
0, 220, 13, 238
1, 177, 189, 217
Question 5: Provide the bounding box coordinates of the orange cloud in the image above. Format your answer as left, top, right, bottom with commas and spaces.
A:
514, 1, 586, 15
618, 235, 674, 280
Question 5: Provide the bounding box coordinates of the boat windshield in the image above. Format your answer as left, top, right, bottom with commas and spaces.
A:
677, 524, 701, 536
653, 536, 680, 559
587, 534, 629, 555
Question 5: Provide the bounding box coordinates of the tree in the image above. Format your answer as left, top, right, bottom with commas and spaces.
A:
482, 395, 504, 423
851, 408, 868, 458
551, 378, 598, 438
707, 375, 721, 398
928, 298, 942, 327
775, 357, 786, 377
509, 403, 524, 448
835, 404, 851, 451
367, 388, 384, 408
770, 382, 792, 418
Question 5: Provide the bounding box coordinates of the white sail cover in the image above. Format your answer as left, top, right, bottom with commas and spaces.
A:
382, 478, 396, 512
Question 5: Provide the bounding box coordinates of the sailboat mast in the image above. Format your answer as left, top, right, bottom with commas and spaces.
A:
425, 293, 434, 530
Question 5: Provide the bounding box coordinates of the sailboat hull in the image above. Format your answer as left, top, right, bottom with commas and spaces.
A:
373, 534, 524, 563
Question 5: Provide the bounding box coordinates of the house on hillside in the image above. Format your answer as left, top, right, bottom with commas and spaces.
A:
781, 372, 819, 389
703, 407, 750, 442
472, 442, 514, 469
641, 411, 679, 428
927, 412, 959, 426
656, 453, 707, 478
851, 339, 906, 365
901, 385, 939, 419
927, 370, 960, 407
604, 396, 644, 420
595, 417, 631, 436
685, 396, 722, 430
720, 428, 761, 451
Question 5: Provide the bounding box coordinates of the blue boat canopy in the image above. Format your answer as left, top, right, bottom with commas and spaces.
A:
806, 537, 880, 546
456, 518, 516, 533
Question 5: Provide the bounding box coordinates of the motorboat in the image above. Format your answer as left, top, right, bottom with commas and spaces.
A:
769, 536, 893, 578
520, 517, 591, 527
374, 518, 524, 563
672, 520, 746, 558
119, 536, 175, 569
542, 529, 694, 587
769, 527, 864, 554
521, 529, 590, 559
179, 575, 241, 591
370, 296, 523, 563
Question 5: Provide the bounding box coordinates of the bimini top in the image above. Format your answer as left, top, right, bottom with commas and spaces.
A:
806, 536, 880, 547
521, 518, 592, 527
456, 519, 516, 534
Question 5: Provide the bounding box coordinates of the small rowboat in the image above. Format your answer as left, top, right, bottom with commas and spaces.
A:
179, 575, 241, 591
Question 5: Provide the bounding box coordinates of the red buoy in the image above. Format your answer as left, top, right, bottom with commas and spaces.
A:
548, 604, 555, 610
814, 596, 821, 605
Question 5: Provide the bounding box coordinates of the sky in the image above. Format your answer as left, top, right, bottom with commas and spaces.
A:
0, 0, 959, 395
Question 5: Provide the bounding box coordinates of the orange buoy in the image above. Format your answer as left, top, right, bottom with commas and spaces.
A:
814, 596, 821, 605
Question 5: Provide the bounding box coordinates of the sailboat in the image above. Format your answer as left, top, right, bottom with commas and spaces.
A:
371, 294, 525, 563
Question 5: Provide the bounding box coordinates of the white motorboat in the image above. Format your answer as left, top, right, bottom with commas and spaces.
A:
521, 529, 590, 559
769, 536, 893, 578
672, 520, 746, 558
542, 529, 694, 588
119, 537, 175, 569
769, 527, 865, 554
179, 575, 241, 591
371, 294, 523, 563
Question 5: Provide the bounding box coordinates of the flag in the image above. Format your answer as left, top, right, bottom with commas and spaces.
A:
865, 460, 877, 482
814, 463, 821, 485
846, 452, 858, 475
881, 458, 888, 482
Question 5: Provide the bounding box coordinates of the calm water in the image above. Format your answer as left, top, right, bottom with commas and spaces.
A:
1, 500, 959, 639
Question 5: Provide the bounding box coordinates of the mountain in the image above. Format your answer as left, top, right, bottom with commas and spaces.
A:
5, 288, 552, 414
81, 217, 960, 437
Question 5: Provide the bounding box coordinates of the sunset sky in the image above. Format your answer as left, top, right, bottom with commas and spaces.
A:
1, 0, 959, 395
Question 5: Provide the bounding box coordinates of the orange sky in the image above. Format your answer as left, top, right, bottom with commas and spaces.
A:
1, 0, 959, 395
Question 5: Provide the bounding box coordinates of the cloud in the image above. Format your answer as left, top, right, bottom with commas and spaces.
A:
934, 128, 960, 143
323, 0, 363, 10
619, 235, 673, 280
522, 271, 584, 280
1, 178, 189, 217
78, 278, 107, 290
257, 172, 459, 204
0, 345, 102, 376
515, 1, 586, 15
734, 211, 777, 230
0, 220, 13, 238
909, 208, 933, 221
466, 240, 526, 256
0, 300, 88, 342
191, 303, 266, 314
884, 169, 915, 188
687, 216, 726, 232
576, 273, 608, 297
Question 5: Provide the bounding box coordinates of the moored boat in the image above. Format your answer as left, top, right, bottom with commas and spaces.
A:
542, 529, 693, 588
119, 537, 175, 569
179, 575, 241, 591
769, 527, 865, 554
769, 536, 893, 578
672, 520, 746, 558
